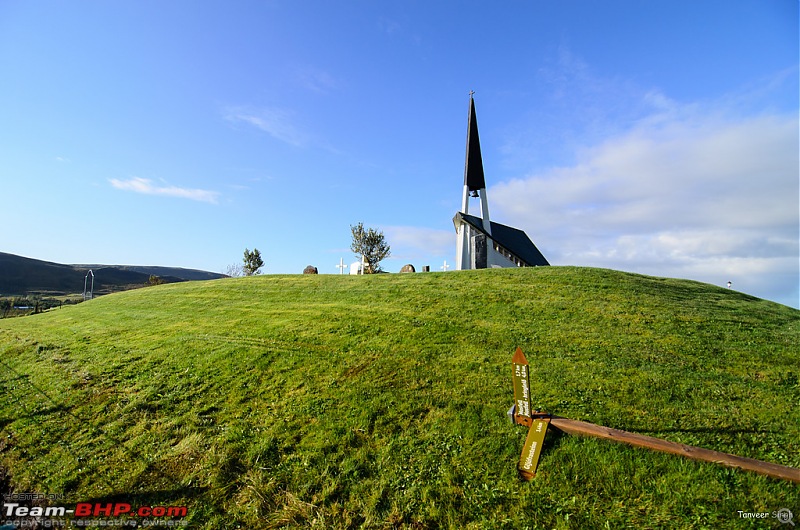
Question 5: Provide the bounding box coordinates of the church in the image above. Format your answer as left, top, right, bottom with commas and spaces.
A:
454, 94, 549, 270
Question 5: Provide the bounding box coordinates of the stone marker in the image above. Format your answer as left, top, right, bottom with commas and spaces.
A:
400, 264, 415, 273
303, 265, 318, 274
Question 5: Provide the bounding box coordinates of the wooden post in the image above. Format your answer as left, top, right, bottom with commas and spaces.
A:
547, 416, 800, 484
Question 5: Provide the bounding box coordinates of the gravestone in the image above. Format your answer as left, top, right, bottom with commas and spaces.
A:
400, 264, 415, 273
303, 265, 318, 274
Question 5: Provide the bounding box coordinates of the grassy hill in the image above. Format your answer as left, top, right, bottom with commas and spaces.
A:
0, 267, 797, 529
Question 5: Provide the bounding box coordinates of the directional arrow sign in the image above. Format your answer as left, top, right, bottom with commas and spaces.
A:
512, 347, 532, 423
518, 418, 549, 480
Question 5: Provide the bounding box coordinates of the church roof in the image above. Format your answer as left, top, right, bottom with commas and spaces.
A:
453, 212, 550, 267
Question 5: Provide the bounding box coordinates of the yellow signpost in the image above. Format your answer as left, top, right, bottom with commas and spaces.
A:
511, 347, 531, 422
509, 347, 799, 484
511, 347, 548, 479
518, 418, 549, 480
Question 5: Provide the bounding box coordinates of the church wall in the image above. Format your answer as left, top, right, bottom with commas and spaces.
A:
460, 228, 521, 269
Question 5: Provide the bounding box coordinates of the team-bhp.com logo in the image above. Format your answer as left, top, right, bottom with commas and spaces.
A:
3, 501, 189, 527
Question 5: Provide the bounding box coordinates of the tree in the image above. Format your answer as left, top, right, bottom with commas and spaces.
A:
243, 248, 264, 276
1, 298, 11, 318
224, 263, 244, 277
147, 275, 166, 286
350, 222, 391, 274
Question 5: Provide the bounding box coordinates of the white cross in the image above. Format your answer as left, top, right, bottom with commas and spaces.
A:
336, 258, 346, 275
441, 260, 450, 271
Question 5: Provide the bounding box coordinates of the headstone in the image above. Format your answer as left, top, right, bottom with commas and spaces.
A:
400, 264, 415, 273
349, 261, 362, 275
303, 265, 318, 274
422, 265, 430, 272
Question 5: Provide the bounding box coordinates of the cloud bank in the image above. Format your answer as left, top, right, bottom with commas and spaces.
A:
382, 225, 453, 262
491, 102, 799, 307
109, 177, 220, 204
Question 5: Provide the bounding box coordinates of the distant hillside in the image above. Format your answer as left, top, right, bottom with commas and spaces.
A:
0, 267, 796, 528
107, 265, 227, 281
0, 252, 226, 296
72, 264, 226, 282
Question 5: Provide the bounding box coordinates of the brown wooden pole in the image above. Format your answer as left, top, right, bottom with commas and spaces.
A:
545, 415, 800, 484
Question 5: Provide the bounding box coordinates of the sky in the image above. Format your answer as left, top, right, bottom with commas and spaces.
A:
1, 0, 798, 308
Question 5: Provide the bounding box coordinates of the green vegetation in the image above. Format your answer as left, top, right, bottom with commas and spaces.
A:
0, 295, 82, 318
0, 267, 797, 529
243, 248, 265, 276
350, 222, 391, 273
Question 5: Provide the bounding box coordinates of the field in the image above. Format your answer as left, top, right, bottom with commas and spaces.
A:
0, 267, 797, 529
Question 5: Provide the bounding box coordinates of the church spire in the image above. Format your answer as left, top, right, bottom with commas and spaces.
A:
456, 92, 493, 271
464, 92, 486, 193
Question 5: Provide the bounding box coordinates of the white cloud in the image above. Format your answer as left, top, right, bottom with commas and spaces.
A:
224, 106, 306, 146
109, 177, 219, 204
491, 103, 799, 307
382, 225, 453, 261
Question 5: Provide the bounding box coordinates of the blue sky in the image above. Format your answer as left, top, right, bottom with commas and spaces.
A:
1, 1, 798, 307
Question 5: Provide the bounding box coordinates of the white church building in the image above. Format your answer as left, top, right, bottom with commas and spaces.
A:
454, 94, 549, 270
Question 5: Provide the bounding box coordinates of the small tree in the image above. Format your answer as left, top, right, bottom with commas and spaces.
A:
350, 222, 391, 274
147, 275, 166, 286
243, 248, 264, 276
224, 263, 244, 277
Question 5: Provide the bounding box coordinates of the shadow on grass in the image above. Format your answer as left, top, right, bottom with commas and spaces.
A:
635, 426, 781, 435
81, 485, 210, 507
543, 424, 568, 452
6, 404, 71, 422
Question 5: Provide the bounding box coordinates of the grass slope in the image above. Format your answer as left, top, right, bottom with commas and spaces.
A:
0, 267, 797, 529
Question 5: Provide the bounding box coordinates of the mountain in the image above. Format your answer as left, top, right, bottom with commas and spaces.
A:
0, 252, 226, 296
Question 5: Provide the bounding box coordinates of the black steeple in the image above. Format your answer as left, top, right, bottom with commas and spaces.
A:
464, 93, 486, 192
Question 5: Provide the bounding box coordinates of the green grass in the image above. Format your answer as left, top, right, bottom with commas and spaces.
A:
0, 267, 797, 529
